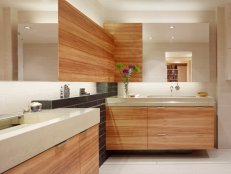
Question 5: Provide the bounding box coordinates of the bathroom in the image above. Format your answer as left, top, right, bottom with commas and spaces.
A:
0, 0, 231, 173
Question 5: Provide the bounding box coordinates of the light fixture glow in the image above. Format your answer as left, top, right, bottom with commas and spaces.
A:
169, 25, 175, 29
171, 36, 175, 40
149, 36, 153, 40
24, 26, 32, 30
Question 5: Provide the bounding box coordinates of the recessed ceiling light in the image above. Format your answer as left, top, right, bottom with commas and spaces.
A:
169, 26, 175, 29
171, 36, 175, 40
149, 36, 153, 40
24, 26, 32, 30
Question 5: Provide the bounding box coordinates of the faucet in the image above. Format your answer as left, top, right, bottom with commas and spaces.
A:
175, 82, 180, 91
170, 86, 174, 96
170, 83, 180, 96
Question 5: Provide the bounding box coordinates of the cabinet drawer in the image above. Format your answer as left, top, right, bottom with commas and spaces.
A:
106, 107, 147, 120
5, 135, 81, 174
148, 107, 215, 150
107, 126, 147, 137
107, 119, 147, 127
80, 125, 99, 174
106, 137, 147, 150
148, 133, 214, 150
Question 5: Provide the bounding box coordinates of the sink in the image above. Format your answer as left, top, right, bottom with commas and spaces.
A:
0, 112, 62, 132
147, 95, 197, 98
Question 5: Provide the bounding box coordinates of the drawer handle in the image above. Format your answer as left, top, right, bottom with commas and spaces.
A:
56, 140, 67, 147
157, 134, 167, 136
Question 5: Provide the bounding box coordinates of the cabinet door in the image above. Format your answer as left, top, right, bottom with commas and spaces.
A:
148, 107, 215, 150
106, 107, 148, 150
80, 125, 99, 174
5, 134, 81, 174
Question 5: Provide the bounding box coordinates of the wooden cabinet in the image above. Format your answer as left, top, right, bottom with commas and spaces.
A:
106, 106, 215, 150
80, 125, 99, 174
148, 107, 215, 150
106, 107, 148, 150
5, 125, 99, 174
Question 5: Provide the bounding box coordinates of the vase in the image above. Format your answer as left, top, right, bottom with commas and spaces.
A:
124, 82, 128, 97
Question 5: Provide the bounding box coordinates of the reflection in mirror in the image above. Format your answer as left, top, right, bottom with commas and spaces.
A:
166, 51, 192, 82
143, 23, 210, 82
18, 23, 58, 81
0, 0, 58, 81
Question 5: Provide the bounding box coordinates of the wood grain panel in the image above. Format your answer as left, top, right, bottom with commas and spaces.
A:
106, 107, 147, 150
5, 134, 81, 174
80, 125, 99, 174
106, 107, 147, 120
106, 137, 147, 150
148, 107, 215, 150
104, 23, 142, 82
59, 0, 115, 82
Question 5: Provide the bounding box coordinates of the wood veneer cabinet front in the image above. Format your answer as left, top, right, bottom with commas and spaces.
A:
148, 107, 215, 150
106, 107, 148, 150
106, 106, 215, 150
4, 125, 99, 174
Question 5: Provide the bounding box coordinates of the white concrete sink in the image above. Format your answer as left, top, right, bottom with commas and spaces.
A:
0, 108, 100, 173
106, 96, 215, 107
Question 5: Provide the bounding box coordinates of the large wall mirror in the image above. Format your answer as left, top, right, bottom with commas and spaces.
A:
143, 23, 210, 82
0, 0, 58, 81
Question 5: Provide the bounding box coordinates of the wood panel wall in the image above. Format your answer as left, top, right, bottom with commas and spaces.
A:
104, 23, 143, 82
58, 0, 115, 82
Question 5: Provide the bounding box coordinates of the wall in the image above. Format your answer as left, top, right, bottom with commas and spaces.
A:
23, 44, 58, 81
118, 82, 216, 97
0, 82, 96, 115
0, 0, 104, 115
143, 42, 210, 82
217, 7, 231, 148
59, 0, 115, 82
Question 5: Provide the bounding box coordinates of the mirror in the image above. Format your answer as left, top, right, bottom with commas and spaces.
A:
143, 23, 210, 82
0, 0, 58, 81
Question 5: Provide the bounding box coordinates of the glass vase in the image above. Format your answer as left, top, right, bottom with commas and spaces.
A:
124, 82, 128, 97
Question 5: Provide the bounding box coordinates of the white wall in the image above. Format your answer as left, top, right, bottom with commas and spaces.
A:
217, 7, 231, 148
143, 42, 210, 82
0, 82, 96, 115
118, 82, 216, 97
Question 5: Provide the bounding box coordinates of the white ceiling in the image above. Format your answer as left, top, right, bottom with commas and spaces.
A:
143, 23, 209, 43
0, 0, 58, 11
18, 23, 58, 43
98, 0, 231, 11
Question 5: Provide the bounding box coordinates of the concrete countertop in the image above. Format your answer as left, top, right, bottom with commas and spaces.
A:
0, 108, 100, 173
106, 96, 216, 107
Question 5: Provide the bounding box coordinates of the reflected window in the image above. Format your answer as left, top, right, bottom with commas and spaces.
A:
165, 51, 192, 82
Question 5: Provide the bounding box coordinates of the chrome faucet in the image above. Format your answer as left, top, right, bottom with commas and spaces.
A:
170, 86, 174, 96
170, 83, 180, 96
175, 82, 180, 91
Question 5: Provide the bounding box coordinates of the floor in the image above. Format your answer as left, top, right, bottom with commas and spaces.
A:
100, 150, 231, 174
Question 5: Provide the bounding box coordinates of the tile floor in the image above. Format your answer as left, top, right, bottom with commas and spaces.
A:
100, 150, 231, 174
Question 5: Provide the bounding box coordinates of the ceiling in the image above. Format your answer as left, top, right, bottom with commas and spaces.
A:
0, 0, 58, 11
1, 0, 231, 12
98, 0, 231, 11
143, 23, 209, 43
18, 23, 58, 43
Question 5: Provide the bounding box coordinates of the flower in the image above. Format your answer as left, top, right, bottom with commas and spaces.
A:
128, 65, 134, 69
123, 69, 129, 74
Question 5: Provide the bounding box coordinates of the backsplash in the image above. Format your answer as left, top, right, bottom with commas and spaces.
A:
0, 82, 96, 115
118, 82, 216, 97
